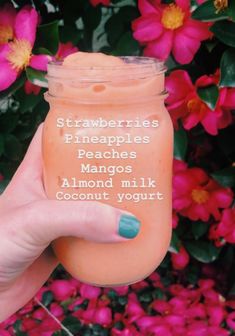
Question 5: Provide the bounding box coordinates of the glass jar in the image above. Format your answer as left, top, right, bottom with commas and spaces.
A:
42, 56, 173, 287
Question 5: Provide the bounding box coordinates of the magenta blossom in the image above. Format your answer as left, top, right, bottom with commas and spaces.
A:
132, 0, 212, 64
0, 4, 50, 91
173, 159, 233, 221
166, 69, 234, 135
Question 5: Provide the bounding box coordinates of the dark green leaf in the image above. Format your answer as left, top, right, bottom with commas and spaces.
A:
210, 20, 235, 47
42, 291, 54, 306
105, 15, 125, 46
0, 179, 10, 194
169, 231, 181, 253
114, 31, 140, 55
4, 134, 23, 161
192, 221, 209, 239
185, 241, 221, 263
0, 113, 19, 133
0, 74, 25, 100
35, 47, 53, 56
0, 134, 4, 157
227, 0, 235, 21
26, 67, 48, 88
62, 316, 82, 333
60, 25, 83, 44
82, 6, 102, 31
197, 84, 219, 110
192, 0, 228, 21
212, 167, 235, 187
220, 49, 235, 87
15, 88, 43, 113
174, 128, 188, 160
35, 21, 59, 54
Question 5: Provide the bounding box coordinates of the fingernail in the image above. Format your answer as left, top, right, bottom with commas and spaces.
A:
118, 214, 141, 239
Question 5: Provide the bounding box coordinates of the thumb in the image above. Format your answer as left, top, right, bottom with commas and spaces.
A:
19, 200, 141, 245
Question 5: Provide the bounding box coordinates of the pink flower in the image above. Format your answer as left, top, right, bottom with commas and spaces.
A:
166, 70, 234, 135
173, 160, 233, 221
132, 0, 211, 64
0, 330, 11, 336
54, 42, 78, 61
0, 4, 50, 91
90, 0, 110, 6
227, 311, 235, 330
171, 246, 190, 270
211, 208, 235, 244
93, 307, 112, 325
80, 283, 101, 299
49, 279, 77, 301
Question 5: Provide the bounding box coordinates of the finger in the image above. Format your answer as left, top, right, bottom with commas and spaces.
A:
11, 123, 43, 182
4, 124, 45, 200
0, 249, 58, 322
20, 200, 141, 244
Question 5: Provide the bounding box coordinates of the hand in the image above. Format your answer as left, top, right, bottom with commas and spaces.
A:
0, 124, 140, 321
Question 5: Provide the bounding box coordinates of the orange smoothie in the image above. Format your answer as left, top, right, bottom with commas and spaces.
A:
42, 52, 173, 286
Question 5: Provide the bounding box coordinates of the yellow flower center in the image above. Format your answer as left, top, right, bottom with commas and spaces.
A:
187, 98, 207, 117
0, 25, 14, 44
7, 39, 32, 71
214, 0, 228, 13
191, 189, 209, 204
161, 4, 185, 30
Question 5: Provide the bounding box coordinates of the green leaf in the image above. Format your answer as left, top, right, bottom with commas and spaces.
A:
82, 5, 102, 31
0, 134, 4, 157
227, 0, 235, 21
15, 87, 43, 113
169, 231, 181, 253
212, 167, 235, 187
35, 21, 59, 54
61, 316, 82, 333
185, 241, 221, 263
26, 67, 48, 88
0, 179, 9, 194
0, 74, 25, 100
174, 128, 188, 160
210, 20, 235, 47
220, 49, 235, 87
42, 291, 54, 307
0, 113, 19, 133
114, 31, 140, 56
191, 221, 209, 239
192, 0, 228, 21
4, 134, 23, 161
197, 84, 219, 110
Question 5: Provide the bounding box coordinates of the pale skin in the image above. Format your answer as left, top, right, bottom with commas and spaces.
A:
0, 124, 135, 321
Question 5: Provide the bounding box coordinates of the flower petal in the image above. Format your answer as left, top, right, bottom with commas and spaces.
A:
0, 44, 10, 61
201, 110, 219, 135
144, 30, 173, 60
166, 70, 194, 105
223, 88, 235, 108
183, 111, 200, 130
172, 32, 200, 64
0, 60, 18, 91
132, 14, 163, 42
183, 19, 211, 41
175, 0, 190, 11
0, 3, 16, 28
29, 54, 51, 71
15, 7, 38, 46
138, 0, 160, 15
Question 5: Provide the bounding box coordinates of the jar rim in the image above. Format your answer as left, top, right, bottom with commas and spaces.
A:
47, 56, 166, 82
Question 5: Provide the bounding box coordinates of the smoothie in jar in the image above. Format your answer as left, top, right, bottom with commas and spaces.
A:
42, 52, 173, 286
